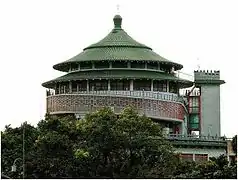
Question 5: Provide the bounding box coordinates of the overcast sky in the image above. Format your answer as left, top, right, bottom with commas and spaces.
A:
0, 0, 237, 137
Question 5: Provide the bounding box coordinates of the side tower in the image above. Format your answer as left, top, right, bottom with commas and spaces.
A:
194, 70, 225, 137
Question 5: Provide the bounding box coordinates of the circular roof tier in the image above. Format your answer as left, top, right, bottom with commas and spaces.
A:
53, 15, 183, 72
42, 69, 193, 88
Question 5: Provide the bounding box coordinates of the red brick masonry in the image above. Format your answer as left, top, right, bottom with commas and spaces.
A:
47, 94, 185, 120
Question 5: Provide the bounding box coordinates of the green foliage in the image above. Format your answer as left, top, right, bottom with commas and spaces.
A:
1, 108, 237, 179
173, 154, 237, 179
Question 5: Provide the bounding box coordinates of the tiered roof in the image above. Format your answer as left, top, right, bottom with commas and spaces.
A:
53, 15, 183, 72
42, 15, 192, 88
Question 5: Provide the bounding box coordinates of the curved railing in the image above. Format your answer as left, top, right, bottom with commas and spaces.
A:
47, 90, 184, 103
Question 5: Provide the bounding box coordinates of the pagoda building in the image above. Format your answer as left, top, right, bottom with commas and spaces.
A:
42, 15, 228, 161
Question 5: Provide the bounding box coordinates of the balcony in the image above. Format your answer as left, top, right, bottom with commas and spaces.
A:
166, 134, 227, 148
47, 90, 184, 103
46, 90, 186, 121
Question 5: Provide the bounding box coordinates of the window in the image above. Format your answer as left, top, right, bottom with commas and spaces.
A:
180, 154, 193, 162
72, 81, 77, 92
59, 82, 69, 94
134, 80, 151, 91
80, 62, 92, 69
78, 80, 87, 91
131, 61, 145, 69
71, 63, 78, 71
147, 62, 158, 70
169, 81, 178, 93
160, 64, 170, 73
189, 114, 199, 129
89, 80, 108, 91
94, 61, 109, 69
153, 80, 167, 92
55, 84, 60, 94
111, 80, 130, 90
112, 61, 128, 68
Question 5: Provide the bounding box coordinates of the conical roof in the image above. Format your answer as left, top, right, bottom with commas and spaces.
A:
53, 15, 183, 72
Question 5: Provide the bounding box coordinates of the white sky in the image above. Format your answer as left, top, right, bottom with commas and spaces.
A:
0, 0, 237, 137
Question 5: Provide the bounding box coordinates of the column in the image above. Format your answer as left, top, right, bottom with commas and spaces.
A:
108, 80, 111, 90
69, 81, 72, 93
127, 61, 131, 68
109, 62, 112, 68
78, 63, 80, 70
54, 84, 57, 94
145, 62, 148, 69
130, 80, 133, 91
87, 80, 89, 91
151, 80, 154, 91
158, 63, 160, 70
92, 62, 95, 69
167, 80, 169, 92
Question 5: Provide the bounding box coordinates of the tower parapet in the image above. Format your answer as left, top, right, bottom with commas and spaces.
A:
194, 70, 225, 85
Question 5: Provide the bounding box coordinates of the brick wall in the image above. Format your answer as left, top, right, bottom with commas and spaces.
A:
47, 94, 185, 120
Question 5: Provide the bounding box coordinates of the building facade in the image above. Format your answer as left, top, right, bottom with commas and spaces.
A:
42, 14, 228, 161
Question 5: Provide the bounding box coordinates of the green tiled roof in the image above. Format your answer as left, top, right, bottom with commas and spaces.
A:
53, 15, 183, 72
42, 69, 193, 88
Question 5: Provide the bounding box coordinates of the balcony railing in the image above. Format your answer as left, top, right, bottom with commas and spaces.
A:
167, 134, 226, 142
47, 90, 185, 103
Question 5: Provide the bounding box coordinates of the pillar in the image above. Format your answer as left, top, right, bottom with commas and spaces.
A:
130, 80, 133, 91
127, 61, 131, 68
109, 62, 112, 68
145, 62, 148, 69
108, 80, 111, 90
158, 63, 160, 70
54, 84, 57, 94
87, 80, 89, 91
69, 81, 72, 93
151, 80, 153, 91
167, 80, 169, 92
78, 63, 80, 70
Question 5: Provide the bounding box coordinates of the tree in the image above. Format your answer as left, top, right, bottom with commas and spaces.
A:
1, 122, 39, 179
173, 155, 237, 179
2, 107, 236, 178
75, 107, 176, 178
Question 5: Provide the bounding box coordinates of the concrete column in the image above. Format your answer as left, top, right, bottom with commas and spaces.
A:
108, 80, 111, 90
63, 85, 66, 94
167, 80, 169, 92
127, 61, 131, 68
130, 80, 133, 91
69, 81, 72, 93
78, 63, 80, 70
158, 63, 160, 70
92, 62, 95, 69
54, 84, 57, 94
109, 62, 112, 68
151, 79, 154, 91
145, 62, 148, 69
87, 80, 89, 91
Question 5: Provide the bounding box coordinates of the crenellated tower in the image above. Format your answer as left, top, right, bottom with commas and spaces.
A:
194, 70, 225, 137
